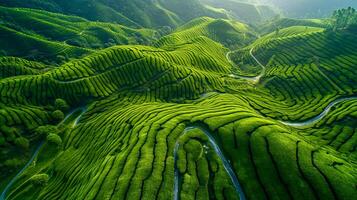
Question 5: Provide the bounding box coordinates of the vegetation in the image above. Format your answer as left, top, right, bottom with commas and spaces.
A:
54, 99, 69, 112
331, 7, 357, 30
46, 133, 62, 146
201, 0, 277, 23
0, 6, 158, 63
0, 2, 357, 200
0, 0, 227, 28
29, 174, 49, 186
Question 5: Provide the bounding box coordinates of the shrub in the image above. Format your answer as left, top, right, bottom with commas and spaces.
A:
54, 98, 69, 112
30, 174, 49, 186
47, 133, 62, 146
34, 125, 58, 137
14, 137, 30, 149
184, 140, 203, 161
51, 110, 64, 122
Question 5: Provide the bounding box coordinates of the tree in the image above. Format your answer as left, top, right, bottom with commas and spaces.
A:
51, 110, 64, 122
34, 125, 58, 137
55, 98, 69, 112
47, 133, 62, 146
332, 7, 357, 31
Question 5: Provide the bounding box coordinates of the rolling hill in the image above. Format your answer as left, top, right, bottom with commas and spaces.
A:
0, 0, 228, 28
0, 2, 357, 200
0, 6, 158, 64
201, 0, 278, 23
258, 0, 357, 18
155, 17, 257, 49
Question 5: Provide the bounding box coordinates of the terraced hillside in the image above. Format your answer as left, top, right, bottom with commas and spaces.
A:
156, 17, 257, 49
200, 0, 277, 23
1, 4, 357, 200
0, 0, 228, 28
258, 17, 329, 34
0, 6, 157, 64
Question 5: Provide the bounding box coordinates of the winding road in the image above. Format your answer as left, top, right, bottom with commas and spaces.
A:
228, 46, 357, 128
173, 126, 246, 200
0, 142, 44, 200
226, 47, 266, 83
72, 107, 87, 128
281, 96, 357, 128
0, 108, 87, 200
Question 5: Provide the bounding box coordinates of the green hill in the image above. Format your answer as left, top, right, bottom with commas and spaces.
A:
156, 17, 257, 49
1, 3, 357, 200
0, 0, 228, 28
0, 6, 157, 64
201, 0, 277, 23
258, 0, 357, 18
230, 26, 357, 121
258, 17, 329, 34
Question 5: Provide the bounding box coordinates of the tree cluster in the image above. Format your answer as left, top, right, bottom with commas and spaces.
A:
331, 7, 357, 31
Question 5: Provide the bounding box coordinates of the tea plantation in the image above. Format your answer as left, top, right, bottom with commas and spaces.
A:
0, 4, 357, 200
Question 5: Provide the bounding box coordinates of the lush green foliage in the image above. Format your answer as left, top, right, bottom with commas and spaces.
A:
201, 0, 277, 23
0, 0, 227, 28
331, 7, 357, 30
0, 6, 158, 63
156, 17, 256, 49
0, 3, 357, 200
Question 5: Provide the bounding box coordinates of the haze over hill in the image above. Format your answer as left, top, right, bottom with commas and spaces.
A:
257, 0, 357, 18
0, 1, 357, 200
0, 0, 228, 28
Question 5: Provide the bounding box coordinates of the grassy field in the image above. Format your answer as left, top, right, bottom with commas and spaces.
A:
0, 6, 157, 64
0, 5, 357, 200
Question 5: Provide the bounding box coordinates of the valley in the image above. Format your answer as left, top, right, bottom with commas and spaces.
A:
0, 1, 357, 200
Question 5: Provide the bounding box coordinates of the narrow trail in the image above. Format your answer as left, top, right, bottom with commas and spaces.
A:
0, 108, 87, 200
72, 108, 87, 128
280, 96, 357, 128
173, 126, 246, 200
226, 47, 266, 84
0, 142, 44, 200
228, 45, 356, 129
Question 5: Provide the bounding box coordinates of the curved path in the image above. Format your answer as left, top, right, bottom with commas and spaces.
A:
173, 126, 246, 200
0, 108, 87, 200
281, 97, 357, 128
226, 47, 266, 84
72, 107, 87, 128
228, 46, 357, 128
0, 142, 44, 200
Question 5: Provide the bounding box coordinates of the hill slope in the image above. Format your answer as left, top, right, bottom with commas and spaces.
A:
0, 0, 228, 28
0, 6, 157, 63
1, 21, 357, 200
0, 4, 357, 200
156, 17, 257, 49
201, 0, 277, 23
